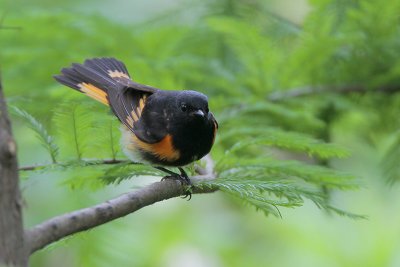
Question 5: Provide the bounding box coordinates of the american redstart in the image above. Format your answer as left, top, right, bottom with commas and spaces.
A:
54, 57, 218, 187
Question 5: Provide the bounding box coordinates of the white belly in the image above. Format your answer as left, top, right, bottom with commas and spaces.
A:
120, 126, 147, 164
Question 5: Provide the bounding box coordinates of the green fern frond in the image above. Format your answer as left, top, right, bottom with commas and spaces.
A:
60, 161, 160, 189
321, 205, 367, 220
207, 17, 282, 94
61, 165, 105, 190
53, 101, 96, 160
216, 159, 357, 189
381, 131, 400, 184
224, 128, 349, 159
197, 178, 310, 217
11, 106, 59, 163
217, 103, 326, 135
107, 119, 119, 160
100, 162, 161, 185
91, 113, 121, 160
197, 178, 363, 219
197, 179, 299, 217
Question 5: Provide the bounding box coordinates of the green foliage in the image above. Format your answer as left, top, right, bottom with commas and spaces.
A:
224, 128, 349, 159
217, 100, 326, 132
99, 162, 161, 185
198, 178, 364, 219
3, 0, 374, 219
381, 131, 400, 184
52, 101, 97, 160
5, 0, 397, 213
5, 0, 400, 265
209, 143, 358, 218
11, 106, 59, 163
216, 158, 356, 189
15, 101, 358, 217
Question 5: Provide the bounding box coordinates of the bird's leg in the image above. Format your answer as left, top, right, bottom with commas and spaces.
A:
178, 167, 191, 185
177, 167, 192, 200
156, 166, 179, 178
156, 166, 192, 200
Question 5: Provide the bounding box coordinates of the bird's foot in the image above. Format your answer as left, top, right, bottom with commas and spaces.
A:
158, 167, 192, 200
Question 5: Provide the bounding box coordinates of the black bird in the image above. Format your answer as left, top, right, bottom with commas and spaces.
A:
54, 57, 218, 186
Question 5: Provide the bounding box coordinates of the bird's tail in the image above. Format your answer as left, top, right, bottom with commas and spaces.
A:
54, 57, 131, 106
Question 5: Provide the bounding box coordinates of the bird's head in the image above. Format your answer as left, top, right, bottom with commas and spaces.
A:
175, 90, 211, 121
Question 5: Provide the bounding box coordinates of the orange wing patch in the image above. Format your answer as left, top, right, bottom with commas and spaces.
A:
131, 110, 139, 122
78, 83, 109, 105
108, 70, 130, 79
126, 116, 135, 128
139, 97, 145, 110
124, 95, 148, 128
133, 134, 180, 162
137, 95, 147, 117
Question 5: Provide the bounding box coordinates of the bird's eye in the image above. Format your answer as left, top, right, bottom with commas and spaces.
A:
181, 104, 188, 112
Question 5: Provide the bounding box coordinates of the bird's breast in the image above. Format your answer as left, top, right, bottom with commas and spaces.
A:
170, 118, 216, 166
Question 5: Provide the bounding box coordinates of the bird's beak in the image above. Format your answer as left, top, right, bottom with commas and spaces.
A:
192, 109, 205, 117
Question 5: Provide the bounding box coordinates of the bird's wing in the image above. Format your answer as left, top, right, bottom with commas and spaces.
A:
54, 57, 165, 143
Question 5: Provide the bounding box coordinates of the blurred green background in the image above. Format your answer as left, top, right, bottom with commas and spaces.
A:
1, 0, 400, 266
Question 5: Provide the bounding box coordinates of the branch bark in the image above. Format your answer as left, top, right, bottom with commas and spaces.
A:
0, 77, 28, 266
25, 158, 217, 255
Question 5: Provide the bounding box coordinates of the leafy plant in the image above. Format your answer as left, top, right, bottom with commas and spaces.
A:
5, 0, 400, 264
11, 106, 59, 163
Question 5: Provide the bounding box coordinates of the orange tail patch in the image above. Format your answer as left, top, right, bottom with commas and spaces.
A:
78, 83, 109, 106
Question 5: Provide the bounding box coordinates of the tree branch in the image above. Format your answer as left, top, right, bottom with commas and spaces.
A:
25, 157, 217, 254
0, 76, 28, 266
268, 84, 400, 101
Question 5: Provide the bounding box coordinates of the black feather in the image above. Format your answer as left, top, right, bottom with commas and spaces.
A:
53, 74, 80, 90
54, 57, 133, 93
104, 57, 128, 74
71, 63, 117, 90
83, 58, 104, 74
54, 57, 159, 142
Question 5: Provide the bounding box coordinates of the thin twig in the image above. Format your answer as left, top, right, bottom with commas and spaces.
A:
18, 159, 130, 171
0, 26, 22, 30
0, 12, 22, 31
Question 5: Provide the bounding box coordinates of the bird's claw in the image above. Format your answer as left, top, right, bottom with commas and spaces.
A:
161, 172, 192, 200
